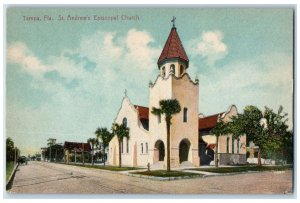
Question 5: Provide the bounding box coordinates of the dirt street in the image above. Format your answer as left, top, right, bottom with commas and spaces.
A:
8, 161, 293, 195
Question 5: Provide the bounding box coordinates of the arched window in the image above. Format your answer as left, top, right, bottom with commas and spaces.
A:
126, 138, 129, 153
226, 137, 230, 153
145, 142, 148, 154
170, 64, 175, 74
122, 117, 127, 127
237, 138, 240, 154
121, 139, 124, 153
180, 65, 184, 75
232, 138, 235, 154
183, 107, 188, 122
161, 66, 165, 78
141, 143, 144, 154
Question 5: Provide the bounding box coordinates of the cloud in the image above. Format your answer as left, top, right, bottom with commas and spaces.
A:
7, 42, 49, 77
197, 52, 293, 128
124, 29, 157, 68
189, 30, 228, 66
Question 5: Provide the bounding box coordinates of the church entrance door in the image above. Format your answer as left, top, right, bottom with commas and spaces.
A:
154, 140, 165, 162
179, 139, 190, 163
158, 142, 165, 161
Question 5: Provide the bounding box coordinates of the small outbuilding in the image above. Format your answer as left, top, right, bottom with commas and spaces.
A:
64, 141, 92, 164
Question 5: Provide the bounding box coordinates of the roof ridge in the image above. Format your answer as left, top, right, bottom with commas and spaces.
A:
134, 104, 149, 109
199, 112, 225, 119
164, 27, 175, 62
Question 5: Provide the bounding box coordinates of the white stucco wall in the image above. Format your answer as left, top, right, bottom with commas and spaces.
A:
149, 72, 200, 167
148, 74, 172, 167
107, 96, 150, 167
201, 105, 247, 155
170, 73, 199, 167
159, 59, 187, 78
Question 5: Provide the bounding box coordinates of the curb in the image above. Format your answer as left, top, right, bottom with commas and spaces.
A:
124, 172, 203, 181
61, 163, 143, 175
6, 163, 19, 190
182, 169, 291, 178
123, 169, 291, 181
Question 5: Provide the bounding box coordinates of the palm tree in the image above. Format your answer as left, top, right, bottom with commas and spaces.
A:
95, 127, 113, 166
151, 99, 181, 172
210, 120, 228, 168
111, 123, 130, 168
87, 138, 98, 166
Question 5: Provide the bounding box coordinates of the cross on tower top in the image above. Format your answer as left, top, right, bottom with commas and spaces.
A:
171, 16, 176, 28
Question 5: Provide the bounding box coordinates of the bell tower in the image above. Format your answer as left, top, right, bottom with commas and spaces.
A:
157, 17, 189, 78
149, 18, 200, 167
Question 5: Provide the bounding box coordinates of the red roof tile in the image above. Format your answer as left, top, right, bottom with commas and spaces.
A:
64, 141, 92, 152
198, 113, 224, 130
134, 105, 149, 119
157, 27, 189, 66
207, 144, 216, 149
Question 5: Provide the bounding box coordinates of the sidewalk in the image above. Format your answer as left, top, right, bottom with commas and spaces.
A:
52, 161, 292, 181
117, 164, 290, 181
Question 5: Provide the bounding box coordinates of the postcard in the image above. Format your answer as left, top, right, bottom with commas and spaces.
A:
5, 6, 294, 196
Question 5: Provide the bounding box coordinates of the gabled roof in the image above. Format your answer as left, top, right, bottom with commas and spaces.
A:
134, 105, 149, 120
134, 105, 149, 131
64, 141, 92, 152
198, 113, 224, 131
157, 27, 189, 66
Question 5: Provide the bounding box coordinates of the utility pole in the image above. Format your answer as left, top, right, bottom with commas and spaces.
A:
82, 143, 85, 166
74, 148, 77, 164
14, 147, 17, 166
55, 143, 62, 162
55, 148, 57, 162
47, 138, 56, 162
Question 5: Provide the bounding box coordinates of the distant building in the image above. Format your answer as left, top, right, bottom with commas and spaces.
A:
40, 147, 47, 161
35, 153, 41, 161
64, 141, 92, 164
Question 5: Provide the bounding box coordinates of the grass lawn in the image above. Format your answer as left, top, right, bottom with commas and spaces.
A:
66, 163, 143, 171
133, 170, 202, 177
6, 161, 15, 182
189, 165, 293, 174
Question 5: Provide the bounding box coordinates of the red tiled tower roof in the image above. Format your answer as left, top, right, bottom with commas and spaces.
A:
157, 27, 189, 67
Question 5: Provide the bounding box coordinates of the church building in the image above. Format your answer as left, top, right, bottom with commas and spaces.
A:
108, 22, 246, 168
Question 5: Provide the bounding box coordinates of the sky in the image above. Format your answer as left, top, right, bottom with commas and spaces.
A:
5, 7, 294, 156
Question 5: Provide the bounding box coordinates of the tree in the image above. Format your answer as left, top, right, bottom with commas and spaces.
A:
6, 137, 15, 162
95, 127, 113, 166
151, 99, 181, 172
47, 138, 56, 162
228, 106, 265, 166
210, 120, 228, 168
87, 138, 98, 166
51, 144, 64, 162
111, 123, 130, 168
279, 130, 293, 164
227, 105, 291, 166
262, 106, 291, 163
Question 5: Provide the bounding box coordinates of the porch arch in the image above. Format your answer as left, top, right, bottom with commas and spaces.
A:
179, 139, 191, 163
154, 140, 165, 162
